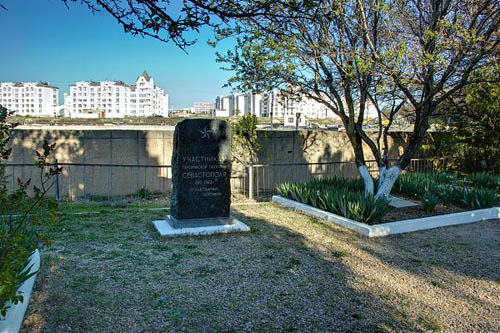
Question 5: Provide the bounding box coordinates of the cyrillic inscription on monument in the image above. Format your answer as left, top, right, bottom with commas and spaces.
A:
170, 119, 231, 222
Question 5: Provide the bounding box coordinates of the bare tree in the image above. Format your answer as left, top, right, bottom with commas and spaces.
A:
60, 0, 311, 50
369, 0, 500, 196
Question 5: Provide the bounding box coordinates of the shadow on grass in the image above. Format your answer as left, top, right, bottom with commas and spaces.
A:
22, 203, 425, 333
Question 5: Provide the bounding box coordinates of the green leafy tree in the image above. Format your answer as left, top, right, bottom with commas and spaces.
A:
0, 105, 62, 319
231, 114, 260, 164
58, 0, 305, 50
435, 62, 500, 173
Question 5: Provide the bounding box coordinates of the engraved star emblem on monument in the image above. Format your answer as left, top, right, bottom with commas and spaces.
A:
200, 127, 211, 139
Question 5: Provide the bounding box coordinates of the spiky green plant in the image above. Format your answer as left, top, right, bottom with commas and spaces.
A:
466, 173, 499, 190
421, 191, 440, 213
460, 187, 500, 209
277, 180, 393, 224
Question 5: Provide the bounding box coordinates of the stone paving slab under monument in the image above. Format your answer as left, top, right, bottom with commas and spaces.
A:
153, 216, 250, 236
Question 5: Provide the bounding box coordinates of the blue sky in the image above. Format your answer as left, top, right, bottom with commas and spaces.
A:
0, 0, 235, 109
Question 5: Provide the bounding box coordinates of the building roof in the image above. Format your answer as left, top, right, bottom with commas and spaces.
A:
115, 81, 134, 87
1, 81, 58, 89
69, 80, 134, 88
36, 82, 59, 89
139, 70, 152, 82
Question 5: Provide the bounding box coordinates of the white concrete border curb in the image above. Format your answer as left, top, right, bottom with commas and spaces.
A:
272, 195, 500, 237
0, 249, 40, 333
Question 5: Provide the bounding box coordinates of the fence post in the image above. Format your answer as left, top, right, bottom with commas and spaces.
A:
248, 163, 254, 200
54, 159, 60, 202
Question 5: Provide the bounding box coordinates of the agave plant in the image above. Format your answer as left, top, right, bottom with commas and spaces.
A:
467, 173, 499, 190
435, 185, 458, 206
276, 180, 393, 224
421, 191, 440, 213
461, 187, 500, 209
345, 194, 393, 224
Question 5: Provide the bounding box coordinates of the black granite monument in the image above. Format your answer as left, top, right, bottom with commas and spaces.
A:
169, 119, 232, 227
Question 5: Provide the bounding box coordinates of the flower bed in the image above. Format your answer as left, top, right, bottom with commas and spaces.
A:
276, 173, 500, 225
392, 172, 500, 210
276, 177, 393, 224
273, 195, 500, 237
274, 173, 500, 236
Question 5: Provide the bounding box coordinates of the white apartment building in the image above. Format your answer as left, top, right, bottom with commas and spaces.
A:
64, 71, 168, 118
244, 92, 266, 117
217, 90, 325, 119
284, 112, 308, 127
216, 92, 267, 117
0, 82, 58, 117
261, 90, 287, 118
229, 94, 246, 116
282, 95, 337, 124
215, 95, 231, 117
216, 90, 376, 124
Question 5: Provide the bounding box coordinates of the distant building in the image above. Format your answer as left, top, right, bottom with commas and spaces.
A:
215, 95, 231, 117
0, 82, 59, 117
216, 92, 265, 117
261, 90, 287, 118
64, 71, 168, 118
217, 90, 327, 119
284, 112, 308, 127
244, 92, 265, 117
230, 94, 246, 116
216, 90, 377, 123
191, 102, 215, 114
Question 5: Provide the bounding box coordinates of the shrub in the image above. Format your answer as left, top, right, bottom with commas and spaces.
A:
435, 185, 462, 206
307, 176, 365, 193
137, 188, 154, 200
429, 63, 500, 174
343, 194, 393, 224
0, 106, 61, 319
231, 114, 261, 164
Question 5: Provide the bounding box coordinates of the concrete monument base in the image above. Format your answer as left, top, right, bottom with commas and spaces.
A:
153, 216, 250, 237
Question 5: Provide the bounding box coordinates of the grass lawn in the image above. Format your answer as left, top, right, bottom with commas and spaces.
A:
23, 202, 499, 332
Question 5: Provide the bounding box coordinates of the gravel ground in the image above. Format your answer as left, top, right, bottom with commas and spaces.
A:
22, 203, 499, 332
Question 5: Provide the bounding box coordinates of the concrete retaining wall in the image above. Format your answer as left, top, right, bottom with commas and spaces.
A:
4, 126, 406, 198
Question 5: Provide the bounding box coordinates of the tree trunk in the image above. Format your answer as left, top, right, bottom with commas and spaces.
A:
377, 166, 386, 190
375, 165, 402, 199
358, 165, 374, 195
